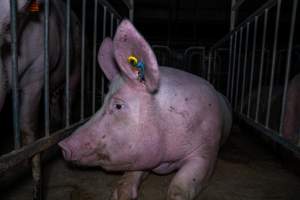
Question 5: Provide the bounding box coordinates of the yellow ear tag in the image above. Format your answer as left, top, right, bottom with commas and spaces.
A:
128, 56, 138, 66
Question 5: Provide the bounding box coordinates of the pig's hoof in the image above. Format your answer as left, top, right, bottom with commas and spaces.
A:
110, 180, 138, 200
167, 185, 191, 200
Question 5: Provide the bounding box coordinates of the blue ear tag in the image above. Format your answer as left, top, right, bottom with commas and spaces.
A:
128, 56, 145, 82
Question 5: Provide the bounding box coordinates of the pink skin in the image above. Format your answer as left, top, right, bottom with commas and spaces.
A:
283, 74, 300, 145
0, 0, 81, 144
59, 20, 232, 200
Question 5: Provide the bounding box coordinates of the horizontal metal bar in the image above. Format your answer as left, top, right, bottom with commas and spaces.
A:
210, 0, 277, 50
0, 120, 88, 175
237, 113, 300, 158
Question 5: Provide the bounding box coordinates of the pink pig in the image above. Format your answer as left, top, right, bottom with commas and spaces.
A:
59, 20, 232, 200
283, 74, 300, 145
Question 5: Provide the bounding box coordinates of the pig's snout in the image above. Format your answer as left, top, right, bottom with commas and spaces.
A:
58, 140, 73, 161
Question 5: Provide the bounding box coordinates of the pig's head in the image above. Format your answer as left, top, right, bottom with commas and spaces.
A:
0, 0, 36, 43
59, 20, 163, 171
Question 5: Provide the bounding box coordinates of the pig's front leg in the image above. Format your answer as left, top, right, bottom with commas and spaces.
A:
167, 154, 215, 200
111, 171, 148, 200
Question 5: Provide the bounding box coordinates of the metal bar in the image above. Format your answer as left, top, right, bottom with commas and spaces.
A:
65, 0, 71, 127
101, 6, 107, 104
230, 31, 238, 102
92, 0, 98, 113
230, 0, 237, 30
255, 9, 269, 122
210, 0, 277, 50
265, 0, 282, 127
99, 0, 122, 19
81, 0, 87, 120
232, 0, 247, 11
240, 22, 250, 113
32, 154, 42, 200
234, 27, 243, 110
279, 0, 298, 135
226, 36, 233, 98
110, 13, 114, 37
44, 0, 50, 137
129, 0, 134, 22
0, 120, 88, 175
212, 50, 217, 86
237, 112, 300, 157
247, 16, 258, 117
207, 51, 212, 82
10, 0, 20, 149
202, 49, 206, 78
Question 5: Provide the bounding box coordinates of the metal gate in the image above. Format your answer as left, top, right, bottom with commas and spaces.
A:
208, 0, 300, 155
0, 0, 133, 199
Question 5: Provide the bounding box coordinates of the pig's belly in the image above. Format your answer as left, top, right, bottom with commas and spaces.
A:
152, 161, 182, 174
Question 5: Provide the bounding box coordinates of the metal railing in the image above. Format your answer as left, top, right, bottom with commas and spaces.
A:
208, 0, 300, 155
0, 0, 131, 199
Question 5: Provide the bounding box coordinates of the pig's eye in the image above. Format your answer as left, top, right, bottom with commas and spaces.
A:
114, 104, 123, 110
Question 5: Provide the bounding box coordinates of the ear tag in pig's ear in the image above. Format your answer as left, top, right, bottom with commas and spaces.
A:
128, 56, 145, 82
27, 0, 41, 13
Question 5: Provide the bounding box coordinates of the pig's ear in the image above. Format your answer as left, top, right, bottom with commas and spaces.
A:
98, 38, 120, 81
113, 20, 160, 93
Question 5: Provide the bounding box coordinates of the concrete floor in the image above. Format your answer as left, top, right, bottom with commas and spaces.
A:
1, 125, 300, 200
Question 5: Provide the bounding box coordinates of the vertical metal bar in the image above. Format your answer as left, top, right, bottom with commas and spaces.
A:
247, 16, 258, 117
202, 49, 205, 78
265, 0, 282, 127
255, 9, 269, 122
44, 0, 50, 136
65, 0, 71, 127
226, 36, 233, 98
129, 0, 134, 22
279, 0, 298, 134
212, 50, 217, 87
110, 13, 114, 37
230, 0, 237, 30
10, 0, 20, 149
207, 51, 212, 81
92, 0, 98, 113
230, 31, 238, 103
240, 22, 250, 113
234, 27, 244, 110
101, 6, 107, 104
80, 0, 86, 120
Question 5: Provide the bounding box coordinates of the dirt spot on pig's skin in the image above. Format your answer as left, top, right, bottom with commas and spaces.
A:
97, 153, 110, 161
169, 106, 189, 119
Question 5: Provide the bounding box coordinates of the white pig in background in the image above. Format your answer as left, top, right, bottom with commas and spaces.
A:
0, 0, 81, 144
283, 74, 300, 146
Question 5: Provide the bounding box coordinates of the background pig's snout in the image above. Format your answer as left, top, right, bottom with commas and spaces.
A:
58, 141, 73, 161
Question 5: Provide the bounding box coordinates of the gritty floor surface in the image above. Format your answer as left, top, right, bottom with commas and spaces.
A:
1, 125, 300, 200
